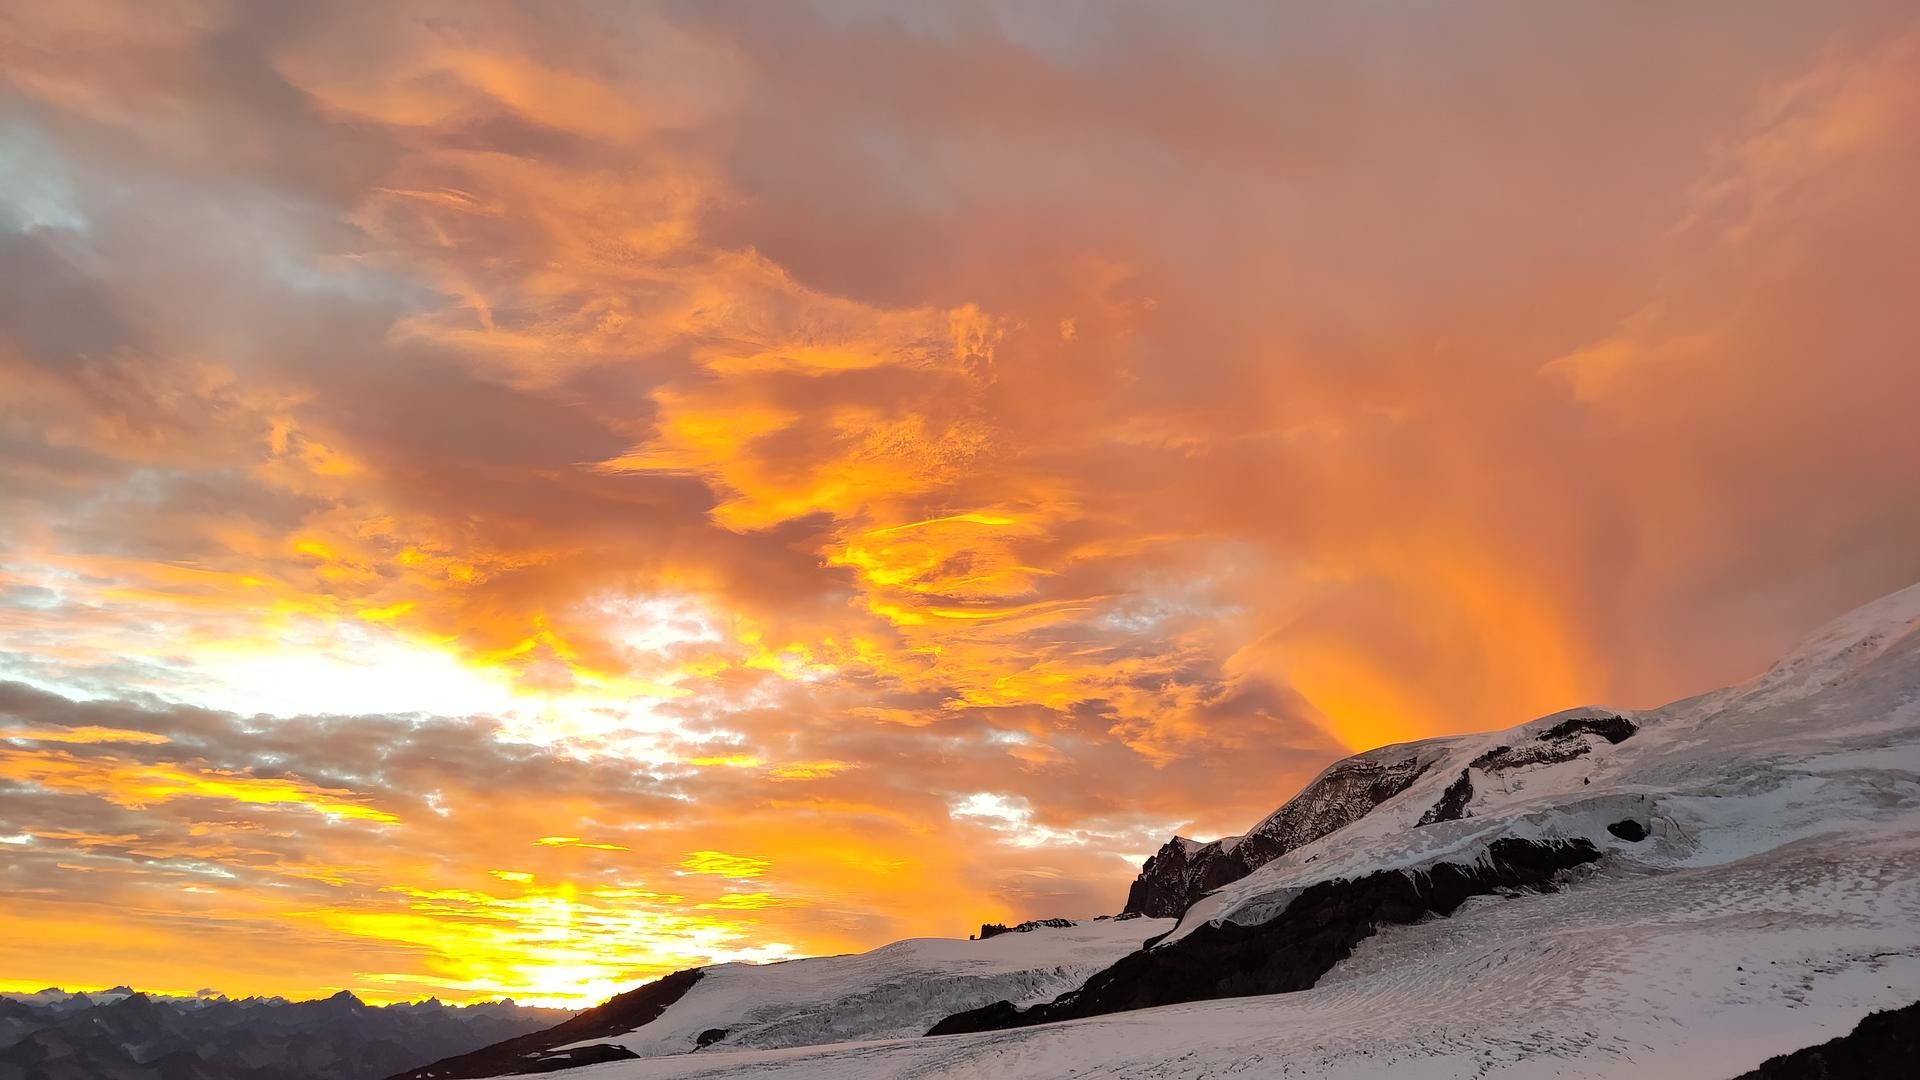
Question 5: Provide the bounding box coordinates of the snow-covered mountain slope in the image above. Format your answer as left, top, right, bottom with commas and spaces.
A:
1166, 580, 1920, 946
403, 916, 1168, 1076
464, 580, 1920, 1079
559, 916, 1171, 1058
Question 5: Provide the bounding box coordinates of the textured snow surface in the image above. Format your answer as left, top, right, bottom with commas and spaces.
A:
554, 917, 1170, 1059
498, 581, 1920, 1079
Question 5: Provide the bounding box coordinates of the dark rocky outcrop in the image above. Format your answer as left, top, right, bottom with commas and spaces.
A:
1470, 740, 1591, 771
1123, 838, 1256, 920
1607, 819, 1648, 842
933, 837, 1601, 1036
387, 968, 702, 1079
694, 1027, 729, 1049
1544, 714, 1638, 745
977, 917, 1075, 940
1417, 770, 1475, 826
510, 1043, 639, 1072
1123, 752, 1437, 917
1727, 999, 1920, 1079
1472, 714, 1639, 774
1121, 715, 1636, 919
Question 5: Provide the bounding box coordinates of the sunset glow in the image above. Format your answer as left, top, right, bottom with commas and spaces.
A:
2, 2, 1919, 1008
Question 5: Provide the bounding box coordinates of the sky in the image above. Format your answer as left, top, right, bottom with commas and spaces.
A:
2, 0, 1919, 1008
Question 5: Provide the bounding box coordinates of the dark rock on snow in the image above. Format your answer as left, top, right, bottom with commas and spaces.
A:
978, 917, 1075, 940
1473, 714, 1639, 773
1123, 751, 1438, 917
1416, 769, 1475, 826
934, 837, 1601, 1036
1470, 739, 1590, 772
508, 1042, 640, 1073
1607, 819, 1649, 842
1544, 714, 1639, 745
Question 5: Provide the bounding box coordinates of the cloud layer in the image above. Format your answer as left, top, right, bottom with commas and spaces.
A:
2, 1, 1918, 1003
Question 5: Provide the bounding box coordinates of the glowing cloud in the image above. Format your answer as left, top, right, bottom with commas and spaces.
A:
534, 836, 628, 851
0, 0, 1916, 1009
678, 851, 772, 879
0, 749, 398, 824
0, 726, 170, 745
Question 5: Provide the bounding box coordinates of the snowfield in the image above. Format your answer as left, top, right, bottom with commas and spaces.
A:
553, 917, 1173, 1059
475, 582, 1920, 1079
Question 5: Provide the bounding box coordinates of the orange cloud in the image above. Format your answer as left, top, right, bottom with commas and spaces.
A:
0, 1, 1917, 1010
0, 726, 170, 745
678, 851, 771, 878
0, 749, 398, 823
534, 836, 628, 851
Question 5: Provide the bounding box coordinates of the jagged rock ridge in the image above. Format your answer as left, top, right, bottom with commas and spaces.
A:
1123, 748, 1441, 917
976, 917, 1074, 940
1415, 769, 1475, 826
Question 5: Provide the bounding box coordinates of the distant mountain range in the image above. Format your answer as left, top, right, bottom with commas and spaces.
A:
0, 986, 570, 1080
